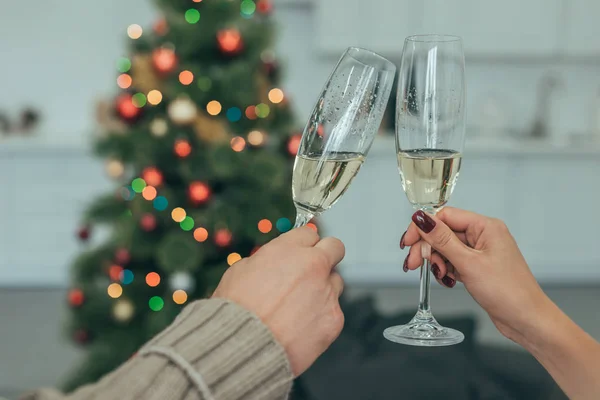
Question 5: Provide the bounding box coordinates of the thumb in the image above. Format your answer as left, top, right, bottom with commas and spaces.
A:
412, 210, 472, 266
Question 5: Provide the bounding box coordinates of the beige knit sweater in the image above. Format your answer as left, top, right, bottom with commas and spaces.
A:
20, 298, 293, 400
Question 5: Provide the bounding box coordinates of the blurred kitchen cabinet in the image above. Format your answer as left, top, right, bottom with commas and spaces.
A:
316, 0, 420, 56
562, 0, 600, 56
421, 0, 562, 57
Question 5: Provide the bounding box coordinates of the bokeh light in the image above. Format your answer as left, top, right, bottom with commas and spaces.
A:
255, 103, 270, 118
179, 70, 194, 85
105, 159, 125, 178
189, 181, 211, 204
142, 167, 163, 186
258, 219, 273, 233
171, 207, 186, 222
109, 265, 124, 281
276, 218, 292, 233
245, 106, 257, 120
287, 135, 301, 155
307, 223, 318, 232
150, 118, 169, 137
132, 93, 147, 108
185, 9, 201, 24
227, 252, 242, 266
174, 139, 192, 158
127, 24, 143, 39
197, 77, 212, 91
247, 130, 265, 146
230, 136, 246, 152
117, 74, 132, 89
226, 107, 242, 122
214, 229, 232, 247
194, 227, 208, 242
68, 289, 85, 306
241, 0, 256, 16
206, 100, 222, 116
117, 57, 131, 73
120, 186, 135, 201
149, 296, 164, 311
153, 196, 168, 211
108, 283, 123, 299
146, 272, 161, 287
147, 90, 163, 105
180, 216, 194, 231
173, 290, 188, 305
268, 88, 284, 104
120, 269, 134, 285
142, 186, 157, 201
131, 178, 147, 193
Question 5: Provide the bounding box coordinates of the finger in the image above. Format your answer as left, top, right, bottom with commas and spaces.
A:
314, 237, 346, 269
430, 252, 448, 279
411, 210, 472, 266
402, 223, 469, 248
436, 207, 488, 233
279, 225, 320, 247
404, 242, 424, 271
329, 272, 344, 297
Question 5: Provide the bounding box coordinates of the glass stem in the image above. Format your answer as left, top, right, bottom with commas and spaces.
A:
294, 210, 314, 228
416, 209, 436, 320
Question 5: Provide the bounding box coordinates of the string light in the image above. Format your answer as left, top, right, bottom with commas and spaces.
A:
116, 94, 139, 120
173, 290, 188, 305
194, 227, 209, 242
185, 9, 201, 24
171, 207, 186, 223
241, 0, 256, 16
153, 196, 169, 211
142, 186, 157, 201
180, 216, 194, 231
276, 218, 292, 233
149, 296, 164, 311
127, 24, 143, 39
189, 181, 211, 204
206, 100, 222, 116
131, 178, 147, 193
120, 269, 134, 285
287, 135, 302, 155
227, 253, 242, 266
268, 88, 284, 104
174, 139, 192, 158
117, 57, 132, 73
197, 77, 212, 91
179, 70, 194, 85
192, 0, 202, 2
142, 167, 163, 186
245, 106, 257, 120
215, 229, 232, 247
146, 272, 161, 287
150, 119, 169, 137
153, 18, 169, 36
109, 265, 124, 281
258, 219, 272, 233
230, 136, 246, 152
68, 289, 85, 307
132, 93, 147, 108
255, 103, 270, 118
152, 48, 178, 75
226, 107, 242, 122
147, 90, 163, 105
247, 130, 265, 146
117, 74, 132, 89
108, 283, 123, 299
105, 159, 125, 179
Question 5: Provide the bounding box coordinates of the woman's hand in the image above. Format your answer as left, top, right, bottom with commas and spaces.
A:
400, 207, 550, 343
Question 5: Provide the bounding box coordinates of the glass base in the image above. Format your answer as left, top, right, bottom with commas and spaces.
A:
383, 314, 464, 347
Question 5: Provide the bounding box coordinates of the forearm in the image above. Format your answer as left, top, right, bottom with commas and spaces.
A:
21, 299, 293, 400
517, 299, 600, 400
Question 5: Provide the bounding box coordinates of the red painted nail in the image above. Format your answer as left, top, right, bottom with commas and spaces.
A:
400, 231, 407, 249
442, 276, 456, 288
403, 257, 409, 272
431, 263, 441, 279
412, 210, 436, 233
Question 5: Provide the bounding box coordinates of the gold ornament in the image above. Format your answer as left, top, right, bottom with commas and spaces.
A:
113, 299, 135, 322
150, 118, 169, 137
105, 158, 125, 179
194, 111, 229, 144
130, 54, 161, 94
168, 96, 197, 125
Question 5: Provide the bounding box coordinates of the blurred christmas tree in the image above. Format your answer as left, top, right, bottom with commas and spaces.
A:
64, 0, 304, 390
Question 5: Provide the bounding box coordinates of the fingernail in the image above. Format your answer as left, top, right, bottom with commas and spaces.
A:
442, 276, 456, 288
412, 210, 436, 233
431, 263, 441, 279
403, 257, 409, 272
399, 231, 407, 249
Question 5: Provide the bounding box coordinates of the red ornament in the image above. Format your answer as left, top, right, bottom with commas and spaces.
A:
217, 29, 244, 55
142, 167, 163, 187
214, 229, 232, 247
287, 134, 302, 156
189, 181, 211, 205
116, 94, 141, 122
140, 213, 157, 232
115, 248, 131, 265
152, 48, 178, 75
257, 0, 273, 14
68, 289, 85, 307
153, 18, 169, 36
73, 329, 90, 345
77, 225, 90, 241
174, 139, 192, 158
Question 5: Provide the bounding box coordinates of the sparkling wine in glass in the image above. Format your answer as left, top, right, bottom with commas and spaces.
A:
292, 47, 396, 227
384, 35, 467, 346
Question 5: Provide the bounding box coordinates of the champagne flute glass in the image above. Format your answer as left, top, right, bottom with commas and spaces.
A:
292, 47, 396, 228
384, 35, 467, 346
